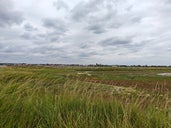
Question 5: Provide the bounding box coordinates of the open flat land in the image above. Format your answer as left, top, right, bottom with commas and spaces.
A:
0, 66, 171, 128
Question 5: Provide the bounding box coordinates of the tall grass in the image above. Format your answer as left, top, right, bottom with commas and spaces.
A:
0, 70, 171, 127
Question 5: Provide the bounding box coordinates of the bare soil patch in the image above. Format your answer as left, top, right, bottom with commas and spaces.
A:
79, 78, 171, 92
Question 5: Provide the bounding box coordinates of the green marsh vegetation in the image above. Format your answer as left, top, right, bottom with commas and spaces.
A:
0, 66, 171, 128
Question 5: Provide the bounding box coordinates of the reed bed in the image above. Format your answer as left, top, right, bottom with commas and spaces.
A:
0, 75, 170, 128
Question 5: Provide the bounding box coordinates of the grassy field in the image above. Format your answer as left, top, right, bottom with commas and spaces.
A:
0, 66, 171, 128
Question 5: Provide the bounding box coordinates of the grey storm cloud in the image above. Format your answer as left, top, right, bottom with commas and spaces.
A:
0, 0, 171, 65
0, 43, 27, 54
79, 43, 93, 49
78, 51, 98, 58
71, 0, 111, 21
71, 0, 142, 34
43, 18, 67, 34
53, 0, 69, 10
87, 24, 106, 34
98, 36, 148, 55
24, 23, 37, 31
20, 33, 36, 40
99, 37, 132, 46
0, 0, 23, 27
31, 45, 63, 55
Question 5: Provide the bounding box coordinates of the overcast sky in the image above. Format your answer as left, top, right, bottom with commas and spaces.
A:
0, 0, 171, 65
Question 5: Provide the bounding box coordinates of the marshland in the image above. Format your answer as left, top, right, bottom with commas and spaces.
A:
0, 65, 171, 128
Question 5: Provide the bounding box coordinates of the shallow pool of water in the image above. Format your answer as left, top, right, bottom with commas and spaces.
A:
157, 73, 171, 76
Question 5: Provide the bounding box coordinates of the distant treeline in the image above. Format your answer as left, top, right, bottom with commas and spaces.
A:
0, 63, 171, 67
